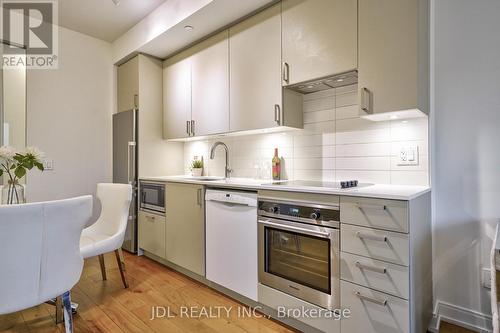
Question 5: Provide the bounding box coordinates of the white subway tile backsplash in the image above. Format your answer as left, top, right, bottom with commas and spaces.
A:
336, 157, 391, 171
336, 142, 391, 157
183, 84, 429, 186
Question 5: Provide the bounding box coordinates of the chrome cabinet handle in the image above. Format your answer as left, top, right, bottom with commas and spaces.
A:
191, 120, 195, 136
197, 188, 202, 206
274, 104, 281, 125
282, 62, 289, 84
186, 121, 190, 136
361, 87, 371, 114
356, 203, 387, 211
355, 261, 387, 274
355, 291, 387, 306
134, 94, 138, 108
356, 231, 388, 243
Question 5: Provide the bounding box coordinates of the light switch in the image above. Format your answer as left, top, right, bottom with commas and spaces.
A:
43, 159, 54, 170
398, 146, 419, 166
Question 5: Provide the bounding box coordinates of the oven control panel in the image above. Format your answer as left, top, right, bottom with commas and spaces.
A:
258, 200, 339, 223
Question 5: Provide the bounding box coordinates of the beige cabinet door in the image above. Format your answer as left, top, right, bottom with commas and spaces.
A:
282, 0, 357, 85
165, 183, 205, 276
117, 56, 139, 112
229, 4, 282, 132
191, 31, 229, 136
163, 51, 191, 139
138, 210, 166, 259
358, 0, 424, 115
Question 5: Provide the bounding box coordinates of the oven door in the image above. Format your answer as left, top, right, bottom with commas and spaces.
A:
258, 217, 339, 310
140, 182, 165, 214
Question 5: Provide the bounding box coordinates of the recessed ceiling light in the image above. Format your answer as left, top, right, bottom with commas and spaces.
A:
184, 25, 194, 31
390, 115, 399, 120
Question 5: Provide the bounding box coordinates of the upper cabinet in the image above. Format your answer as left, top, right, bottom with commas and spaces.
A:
191, 31, 230, 136
117, 56, 139, 112
281, 0, 357, 86
163, 50, 192, 140
358, 0, 429, 117
229, 4, 282, 132
163, 32, 229, 139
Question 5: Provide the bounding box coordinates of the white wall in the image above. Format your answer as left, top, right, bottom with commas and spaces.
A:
26, 26, 114, 217
433, 0, 500, 329
185, 84, 429, 186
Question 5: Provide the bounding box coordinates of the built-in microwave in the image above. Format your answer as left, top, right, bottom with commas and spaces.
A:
139, 181, 165, 214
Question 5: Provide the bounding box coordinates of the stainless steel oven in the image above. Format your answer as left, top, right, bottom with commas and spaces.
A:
258, 197, 340, 310
139, 181, 165, 214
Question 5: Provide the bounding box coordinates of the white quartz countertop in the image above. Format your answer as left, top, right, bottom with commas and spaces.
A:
140, 176, 430, 200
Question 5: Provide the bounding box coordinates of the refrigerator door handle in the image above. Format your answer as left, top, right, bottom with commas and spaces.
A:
127, 141, 136, 185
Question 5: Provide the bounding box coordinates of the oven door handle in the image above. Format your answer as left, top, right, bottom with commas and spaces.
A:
258, 219, 331, 239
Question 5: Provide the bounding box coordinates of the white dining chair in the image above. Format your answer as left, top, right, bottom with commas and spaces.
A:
80, 183, 132, 288
0, 195, 93, 333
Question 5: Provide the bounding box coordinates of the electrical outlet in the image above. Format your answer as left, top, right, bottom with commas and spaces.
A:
482, 267, 492, 289
398, 145, 419, 166
43, 159, 54, 171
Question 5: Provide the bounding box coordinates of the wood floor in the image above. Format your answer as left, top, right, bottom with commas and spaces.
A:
0, 252, 476, 333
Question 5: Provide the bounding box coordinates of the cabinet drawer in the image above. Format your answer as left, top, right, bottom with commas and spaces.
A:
138, 211, 166, 259
341, 197, 408, 233
340, 252, 409, 299
341, 224, 409, 266
341, 280, 409, 333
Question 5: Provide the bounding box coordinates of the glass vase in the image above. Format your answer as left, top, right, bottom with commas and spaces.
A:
1, 180, 25, 205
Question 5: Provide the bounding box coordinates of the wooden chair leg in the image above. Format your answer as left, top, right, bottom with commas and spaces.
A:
55, 296, 63, 324
98, 254, 107, 281
115, 249, 129, 288
118, 248, 126, 272
61, 291, 73, 333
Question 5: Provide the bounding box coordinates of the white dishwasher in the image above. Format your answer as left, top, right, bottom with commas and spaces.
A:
205, 189, 258, 301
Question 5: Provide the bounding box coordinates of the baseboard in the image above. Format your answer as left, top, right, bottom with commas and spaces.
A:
428, 300, 493, 333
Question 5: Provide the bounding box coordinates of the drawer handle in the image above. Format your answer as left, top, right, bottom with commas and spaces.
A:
146, 215, 155, 221
355, 261, 387, 274
356, 203, 387, 211
355, 291, 387, 306
356, 232, 388, 243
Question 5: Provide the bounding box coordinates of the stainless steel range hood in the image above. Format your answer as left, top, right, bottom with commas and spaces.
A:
285, 70, 358, 94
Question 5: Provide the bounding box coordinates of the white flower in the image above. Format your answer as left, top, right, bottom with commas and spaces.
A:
24, 146, 45, 161
0, 145, 17, 161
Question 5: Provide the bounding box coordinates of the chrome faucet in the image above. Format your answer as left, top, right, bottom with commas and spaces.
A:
210, 141, 232, 178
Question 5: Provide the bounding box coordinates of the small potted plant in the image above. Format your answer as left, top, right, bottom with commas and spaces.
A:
0, 146, 45, 204
191, 159, 203, 177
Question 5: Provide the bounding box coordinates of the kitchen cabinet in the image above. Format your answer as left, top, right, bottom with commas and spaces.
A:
190, 31, 229, 136
340, 193, 432, 333
229, 4, 282, 132
281, 0, 357, 85
138, 210, 166, 259
163, 50, 192, 140
358, 0, 429, 117
117, 56, 139, 112
165, 182, 205, 276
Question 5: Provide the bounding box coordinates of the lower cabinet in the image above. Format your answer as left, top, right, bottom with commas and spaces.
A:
165, 182, 205, 276
138, 210, 166, 259
341, 280, 409, 333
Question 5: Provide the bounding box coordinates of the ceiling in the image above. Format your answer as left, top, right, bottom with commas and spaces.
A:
58, 0, 166, 42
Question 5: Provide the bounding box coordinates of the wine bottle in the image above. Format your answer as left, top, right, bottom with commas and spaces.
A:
272, 148, 281, 180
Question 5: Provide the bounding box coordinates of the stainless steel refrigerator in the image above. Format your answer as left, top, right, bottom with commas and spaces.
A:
113, 109, 138, 253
